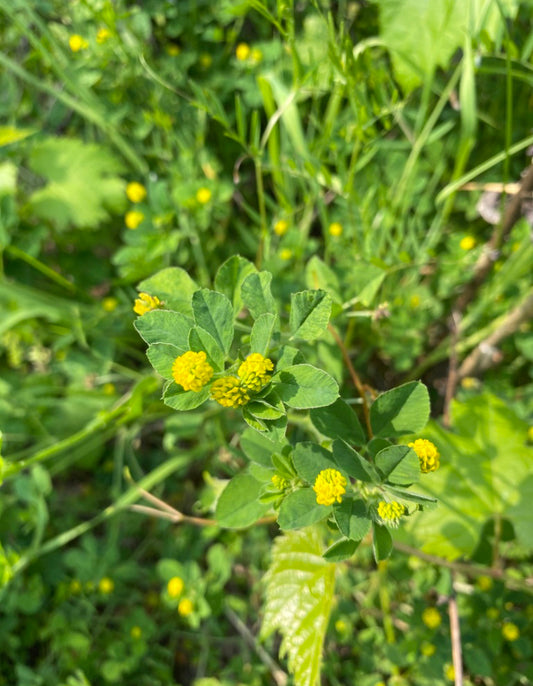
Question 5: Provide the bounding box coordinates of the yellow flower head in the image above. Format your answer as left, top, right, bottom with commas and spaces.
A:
102, 383, 116, 396
130, 625, 142, 639
476, 575, 493, 591
178, 598, 194, 616
235, 42, 251, 61
421, 642, 436, 657
502, 622, 519, 642
377, 500, 405, 527
328, 222, 343, 237
102, 296, 118, 312
96, 27, 111, 43
69, 34, 89, 52
313, 468, 347, 506
460, 235, 476, 251
172, 351, 214, 392
422, 607, 442, 629
444, 664, 455, 682
273, 219, 289, 236
167, 576, 184, 598
238, 353, 274, 392
125, 210, 145, 229
196, 187, 212, 204
99, 577, 114, 594
461, 376, 480, 390
527, 426, 533, 442
210, 376, 250, 408
408, 439, 440, 473
271, 474, 289, 491
126, 181, 147, 203
280, 248, 293, 261
133, 292, 162, 316
166, 43, 181, 56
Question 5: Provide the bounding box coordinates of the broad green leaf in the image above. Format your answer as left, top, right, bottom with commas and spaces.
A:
163, 382, 209, 411
216, 472, 270, 528
240, 428, 283, 467
373, 523, 393, 561
293, 442, 338, 484
242, 407, 267, 432
134, 310, 192, 347
323, 538, 361, 562
332, 440, 379, 483
138, 267, 198, 315
146, 343, 182, 380
214, 255, 257, 314
261, 529, 335, 686
247, 397, 285, 421
310, 398, 366, 445
370, 381, 430, 437
0, 162, 17, 196
278, 488, 331, 530
375, 445, 420, 485
250, 313, 279, 356
398, 393, 533, 560
305, 256, 341, 303
334, 498, 371, 541
192, 289, 234, 354
275, 345, 305, 370
241, 271, 276, 319
0, 126, 36, 147
272, 364, 338, 409
188, 326, 224, 371
289, 290, 332, 342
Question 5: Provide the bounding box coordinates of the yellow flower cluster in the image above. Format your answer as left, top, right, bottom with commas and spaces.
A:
126, 181, 147, 203
196, 187, 212, 204
328, 222, 343, 237
167, 576, 184, 598
271, 474, 289, 491
502, 621, 519, 641
422, 607, 442, 629
313, 468, 347, 506
211, 353, 274, 408
238, 353, 274, 392
133, 292, 162, 316
210, 376, 250, 408
408, 439, 440, 473
460, 235, 476, 250
172, 351, 214, 392
69, 34, 88, 52
125, 210, 144, 229
377, 500, 405, 527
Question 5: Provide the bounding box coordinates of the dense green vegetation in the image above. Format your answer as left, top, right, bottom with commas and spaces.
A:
1, 1, 532, 685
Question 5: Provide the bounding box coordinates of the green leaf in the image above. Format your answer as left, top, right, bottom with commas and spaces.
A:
375, 445, 420, 485
334, 498, 371, 541
323, 538, 361, 562
240, 428, 283, 467
247, 397, 285, 421
310, 398, 366, 445
134, 309, 193, 347
216, 472, 270, 528
28, 138, 126, 230
275, 345, 305, 370
214, 255, 257, 314
189, 327, 224, 371
146, 343, 181, 380
370, 381, 430, 437
305, 256, 341, 304
261, 529, 335, 686
163, 382, 210, 411
373, 523, 393, 561
331, 440, 379, 483
272, 364, 339, 409
250, 313, 279, 356
0, 126, 36, 147
138, 267, 198, 316
293, 442, 338, 484
289, 289, 332, 341
241, 271, 276, 319
278, 489, 331, 530
192, 289, 234, 354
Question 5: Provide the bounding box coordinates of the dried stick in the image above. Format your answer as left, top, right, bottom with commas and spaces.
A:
449, 575, 464, 686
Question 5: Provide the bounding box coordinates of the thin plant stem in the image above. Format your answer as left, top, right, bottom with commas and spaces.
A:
6, 245, 77, 293
449, 575, 464, 686
254, 157, 269, 268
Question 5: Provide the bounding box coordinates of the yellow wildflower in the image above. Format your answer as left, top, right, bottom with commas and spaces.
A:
102, 383, 116, 396
377, 500, 405, 527
528, 426, 533, 442
211, 376, 250, 408
271, 474, 289, 490
99, 577, 114, 594
460, 235, 476, 251
172, 351, 214, 392
461, 376, 480, 390
167, 576, 184, 598
96, 27, 111, 43
126, 181, 147, 203
273, 219, 289, 236
235, 42, 251, 61
102, 297, 118, 312
125, 210, 144, 229
422, 607, 441, 629
502, 622, 519, 641
178, 598, 194, 616
196, 187, 212, 204
238, 353, 274, 392
421, 642, 436, 657
313, 468, 347, 506
166, 44, 181, 56
444, 664, 455, 682
69, 34, 88, 52
280, 248, 293, 261
69, 579, 82, 594
476, 575, 493, 591
130, 625, 142, 639
408, 439, 440, 473
133, 292, 162, 316
328, 222, 343, 237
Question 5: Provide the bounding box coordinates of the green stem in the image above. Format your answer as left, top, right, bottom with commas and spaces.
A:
6, 245, 77, 293
254, 157, 269, 268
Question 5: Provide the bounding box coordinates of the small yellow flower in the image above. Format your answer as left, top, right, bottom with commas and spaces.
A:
133, 292, 162, 316
410, 294, 421, 308
96, 27, 111, 43
460, 235, 476, 251
102, 383, 116, 396
125, 210, 145, 229
238, 353, 274, 392
126, 181, 147, 203
461, 376, 480, 390
166, 44, 181, 56
199, 53, 212, 69
377, 500, 405, 527
210, 376, 250, 408
444, 663, 455, 682
178, 598, 194, 616
421, 642, 436, 657
476, 575, 493, 591
422, 607, 442, 629
99, 577, 114, 594
172, 351, 214, 392
280, 248, 293, 261
271, 474, 289, 490
328, 222, 343, 237
167, 576, 184, 598
102, 296, 118, 312
313, 468, 347, 506
69, 34, 89, 52
235, 42, 251, 61
251, 47, 263, 64
335, 619, 348, 633
69, 579, 82, 594
527, 426, 533, 442
130, 625, 142, 639
408, 439, 440, 473
196, 187, 212, 204
273, 219, 289, 236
